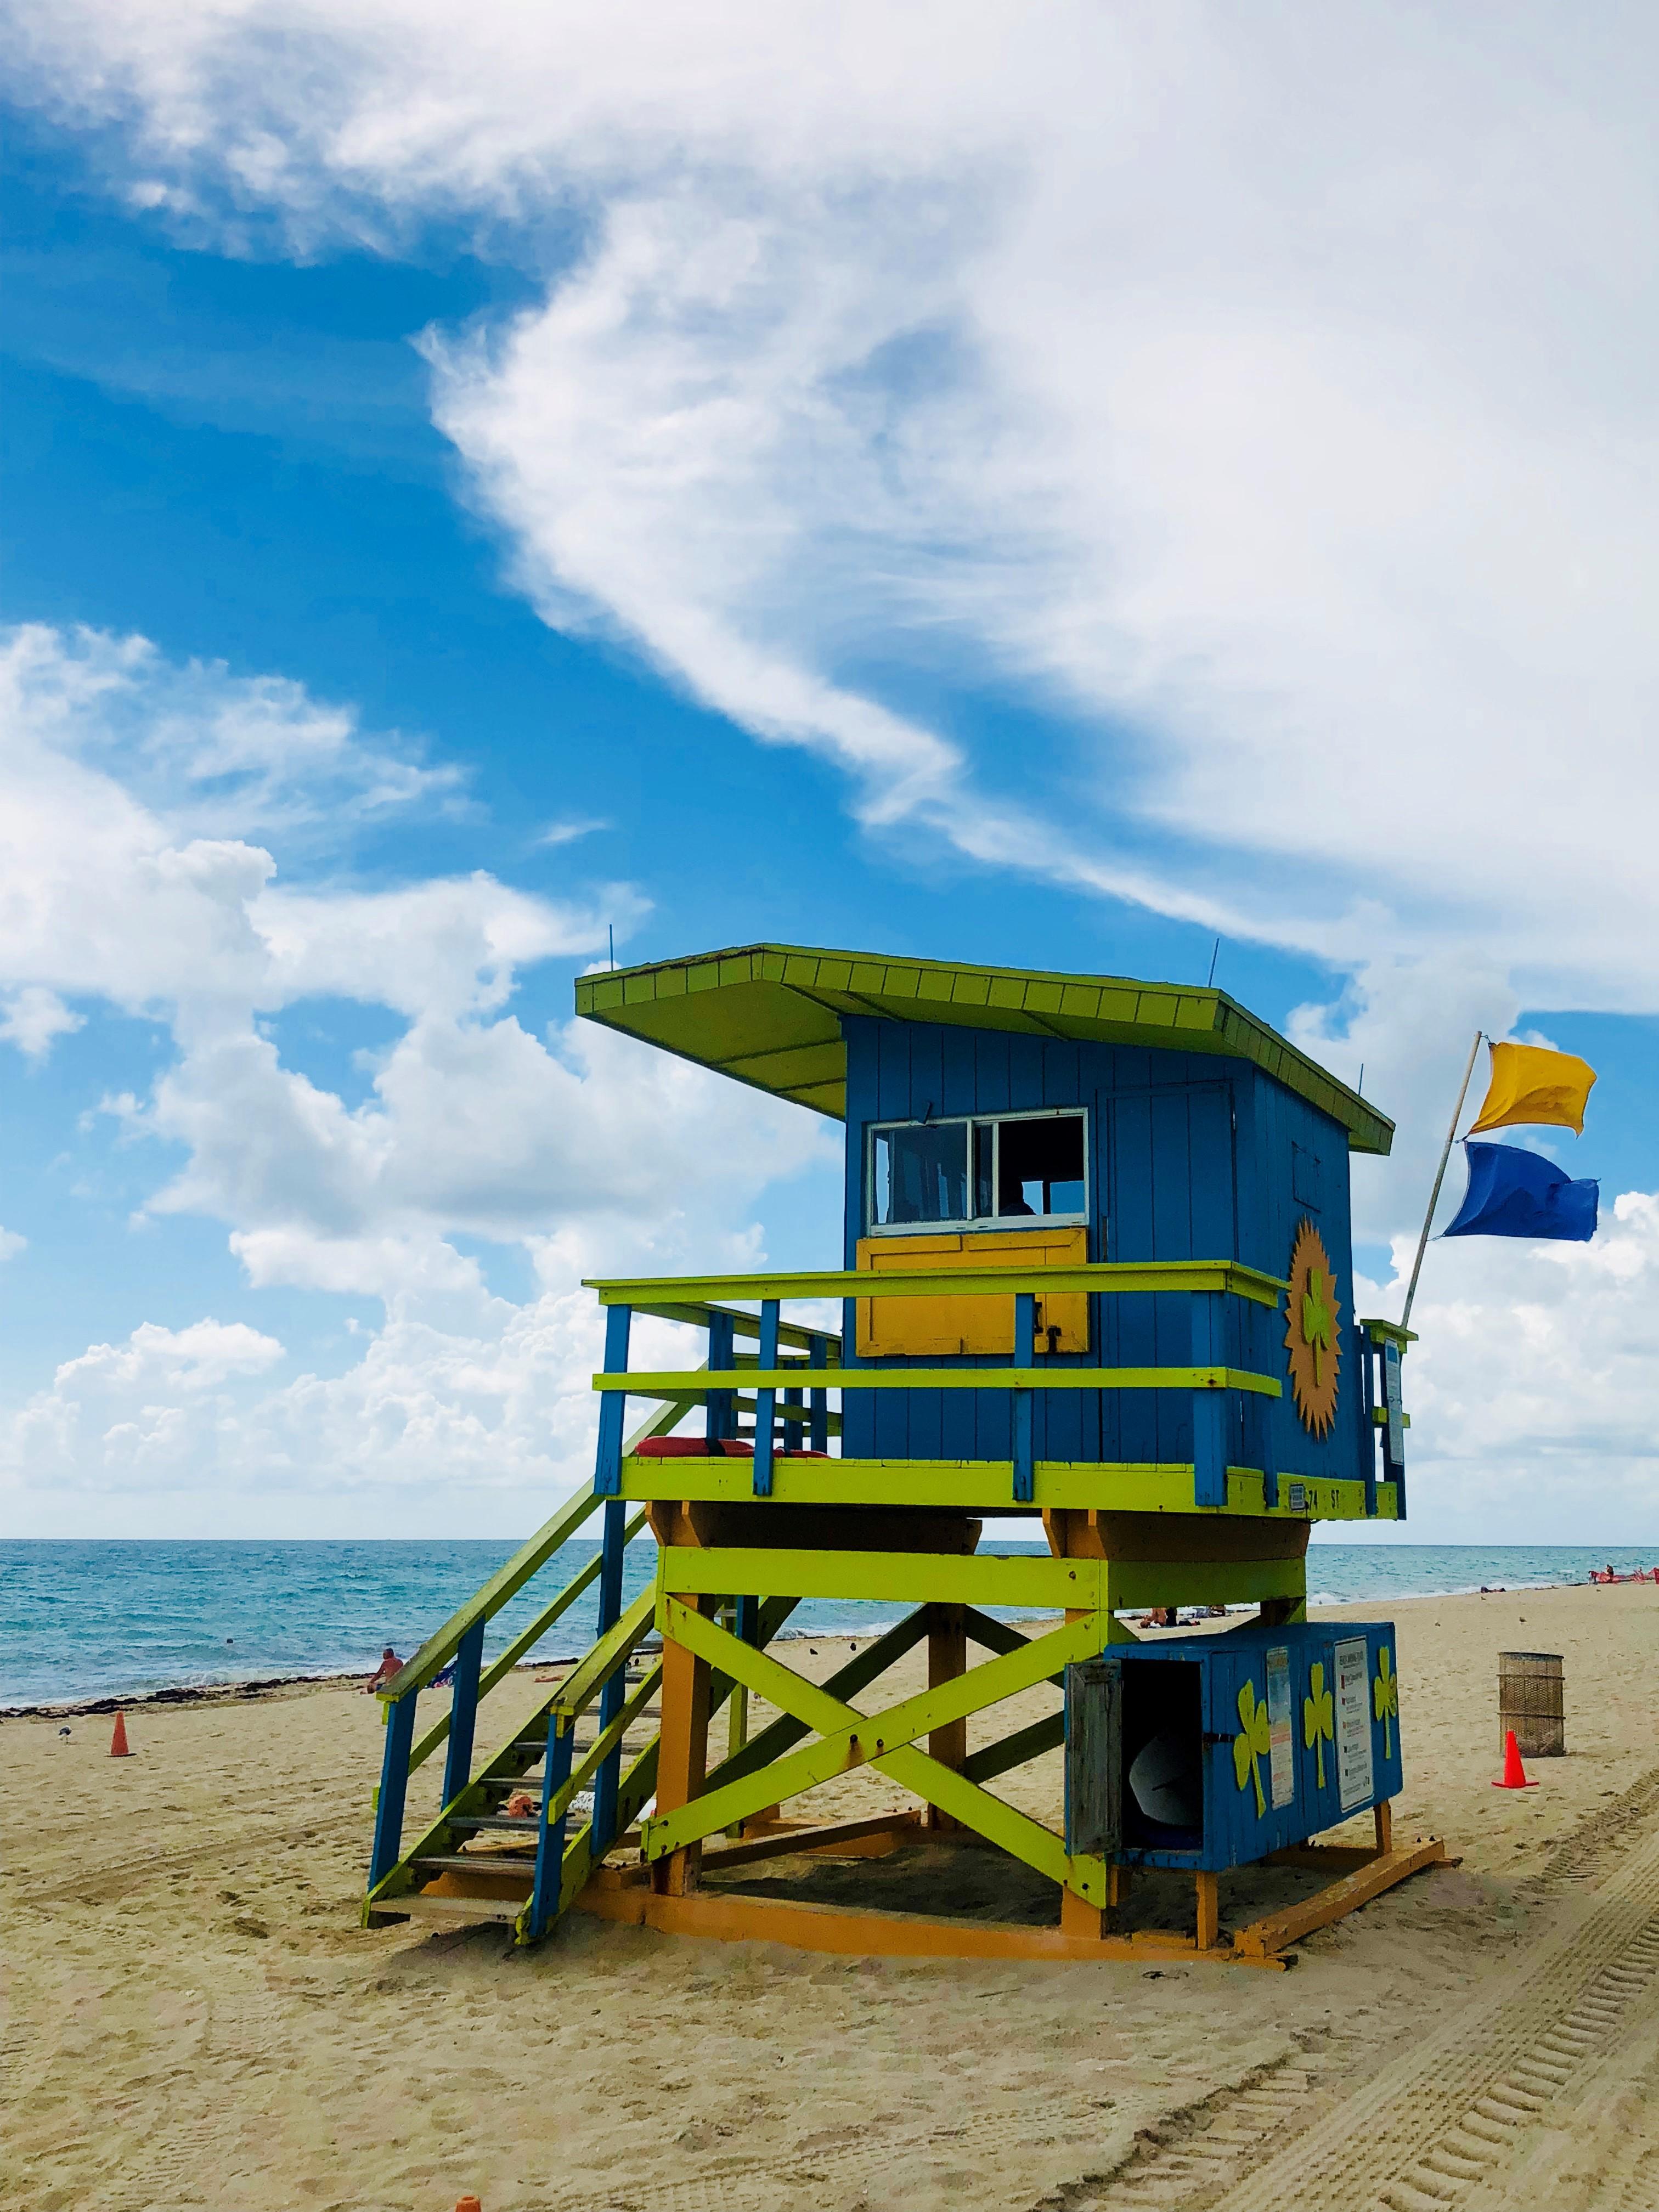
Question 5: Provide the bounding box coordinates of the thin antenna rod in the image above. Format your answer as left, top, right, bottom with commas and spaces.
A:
1206, 936, 1221, 989
1400, 1029, 1483, 1331
608, 924, 615, 972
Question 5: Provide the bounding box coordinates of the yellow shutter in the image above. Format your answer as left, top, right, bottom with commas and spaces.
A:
855, 1227, 1090, 1358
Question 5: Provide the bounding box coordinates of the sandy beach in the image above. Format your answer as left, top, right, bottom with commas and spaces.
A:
4, 1577, 1658, 2212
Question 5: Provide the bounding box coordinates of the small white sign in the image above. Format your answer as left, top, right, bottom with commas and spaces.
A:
1334, 1635, 1374, 1812
1384, 1345, 1405, 1468
1266, 1645, 1295, 1810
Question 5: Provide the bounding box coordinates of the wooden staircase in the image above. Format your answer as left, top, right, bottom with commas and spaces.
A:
363, 1334, 829, 1946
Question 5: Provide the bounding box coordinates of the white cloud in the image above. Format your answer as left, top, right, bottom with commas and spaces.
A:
0, 985, 82, 1059
0, 1272, 717, 1517
6, 10, 1658, 1529
0, 621, 837, 1517
0, 625, 830, 1296
57, 1317, 287, 1391
1357, 1193, 1659, 1543
8, 4, 1658, 1006
0, 624, 619, 1036
0, 1227, 27, 1263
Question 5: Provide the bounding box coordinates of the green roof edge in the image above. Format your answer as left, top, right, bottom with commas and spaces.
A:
575, 941, 1394, 1154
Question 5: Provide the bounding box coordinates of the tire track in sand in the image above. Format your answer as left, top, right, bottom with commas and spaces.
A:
1195, 1825, 1659, 2212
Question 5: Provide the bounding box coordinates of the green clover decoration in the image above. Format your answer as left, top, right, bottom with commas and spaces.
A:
1373, 1646, 1398, 1758
1300, 1266, 1334, 1386
1232, 1678, 1273, 1818
1303, 1661, 1334, 1788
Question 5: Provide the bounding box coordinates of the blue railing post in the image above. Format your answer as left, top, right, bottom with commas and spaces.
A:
528, 1709, 576, 1942
752, 1299, 780, 1497
589, 1497, 629, 1855
440, 1616, 485, 1813
368, 1690, 417, 1892
809, 1333, 829, 1453
1191, 1289, 1227, 1508
595, 1302, 633, 1497
706, 1308, 736, 1448
1012, 1290, 1036, 1504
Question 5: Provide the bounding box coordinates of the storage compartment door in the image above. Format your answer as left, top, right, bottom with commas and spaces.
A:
855, 1226, 1090, 1357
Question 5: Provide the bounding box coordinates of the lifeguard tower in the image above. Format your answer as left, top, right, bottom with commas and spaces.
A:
364, 945, 1441, 1964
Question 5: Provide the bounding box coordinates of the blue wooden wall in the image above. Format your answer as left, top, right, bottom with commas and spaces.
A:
839, 1014, 1371, 1491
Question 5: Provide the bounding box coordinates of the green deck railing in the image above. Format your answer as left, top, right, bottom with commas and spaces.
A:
584, 1259, 1287, 1510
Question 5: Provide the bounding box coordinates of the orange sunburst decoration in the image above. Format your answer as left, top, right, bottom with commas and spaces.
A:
1284, 1220, 1341, 1436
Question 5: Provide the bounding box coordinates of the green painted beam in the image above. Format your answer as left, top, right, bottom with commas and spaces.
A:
700, 1607, 933, 1795
586, 1259, 1287, 1308
959, 1709, 1066, 1786
615, 1457, 1385, 1521
1359, 1316, 1418, 1350
600, 1364, 1281, 1398
550, 1584, 658, 1722
573, 943, 1393, 1154
658, 1545, 1106, 1610
1104, 1558, 1307, 1608
624, 1296, 841, 1353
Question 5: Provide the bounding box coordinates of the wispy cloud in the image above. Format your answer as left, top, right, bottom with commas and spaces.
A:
10, 2, 1658, 1009
537, 816, 608, 848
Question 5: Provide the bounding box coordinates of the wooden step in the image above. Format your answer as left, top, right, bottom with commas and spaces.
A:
377, 1893, 525, 1924
447, 1813, 548, 1833
410, 1853, 535, 1878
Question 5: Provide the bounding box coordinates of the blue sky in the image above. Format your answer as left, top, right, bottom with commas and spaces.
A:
3, 7, 1657, 1542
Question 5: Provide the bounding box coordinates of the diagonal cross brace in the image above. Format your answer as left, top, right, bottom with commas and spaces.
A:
640, 1598, 1104, 1895
701, 1605, 933, 1795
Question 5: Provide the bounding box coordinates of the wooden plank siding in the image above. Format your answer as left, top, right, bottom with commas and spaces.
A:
839, 1014, 1374, 1497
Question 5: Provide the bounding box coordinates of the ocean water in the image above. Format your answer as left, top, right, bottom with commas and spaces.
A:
4, 1539, 1655, 1709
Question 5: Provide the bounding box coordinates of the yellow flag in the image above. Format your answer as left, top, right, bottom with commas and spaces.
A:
1467, 1041, 1596, 1136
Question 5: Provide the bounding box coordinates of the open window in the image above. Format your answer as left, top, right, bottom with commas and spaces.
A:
868, 1109, 1087, 1235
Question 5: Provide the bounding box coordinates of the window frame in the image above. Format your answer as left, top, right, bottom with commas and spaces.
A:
865, 1105, 1091, 1237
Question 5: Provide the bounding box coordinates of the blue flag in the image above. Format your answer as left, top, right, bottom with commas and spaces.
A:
1443, 1141, 1599, 1243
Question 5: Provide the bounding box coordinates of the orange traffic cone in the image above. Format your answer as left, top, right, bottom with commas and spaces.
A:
1492, 1729, 1537, 1789
109, 1711, 133, 1757
455, 2198, 482, 2212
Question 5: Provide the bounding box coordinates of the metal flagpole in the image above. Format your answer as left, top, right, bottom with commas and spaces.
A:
1400, 1029, 1484, 1331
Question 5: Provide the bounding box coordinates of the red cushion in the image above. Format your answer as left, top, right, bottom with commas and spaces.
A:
635, 1436, 754, 1458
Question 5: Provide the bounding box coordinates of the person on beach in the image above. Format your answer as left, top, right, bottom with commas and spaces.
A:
365, 1646, 403, 1693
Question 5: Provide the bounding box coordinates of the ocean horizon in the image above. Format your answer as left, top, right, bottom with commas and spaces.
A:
6, 1537, 1656, 1711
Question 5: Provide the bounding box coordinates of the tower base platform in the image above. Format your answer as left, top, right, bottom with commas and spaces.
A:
388, 1805, 1453, 1969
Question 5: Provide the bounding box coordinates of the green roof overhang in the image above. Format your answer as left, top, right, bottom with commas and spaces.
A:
574, 943, 1393, 1155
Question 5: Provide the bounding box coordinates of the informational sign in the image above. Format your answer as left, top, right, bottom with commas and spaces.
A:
1334, 1635, 1374, 1811
1384, 1344, 1405, 1470
1266, 1645, 1295, 1810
